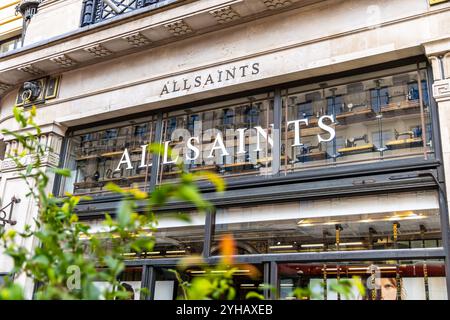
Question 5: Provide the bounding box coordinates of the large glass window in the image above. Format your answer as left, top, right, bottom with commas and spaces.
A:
212, 191, 441, 255
83, 210, 205, 259
94, 267, 142, 300
282, 68, 432, 172
278, 260, 447, 300
148, 211, 205, 259
61, 64, 435, 193
154, 264, 264, 300
157, 92, 274, 183
61, 116, 157, 195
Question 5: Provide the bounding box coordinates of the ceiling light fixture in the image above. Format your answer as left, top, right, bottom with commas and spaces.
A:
268, 245, 294, 250
300, 243, 324, 248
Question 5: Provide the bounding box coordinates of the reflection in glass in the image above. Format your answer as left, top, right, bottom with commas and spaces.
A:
282, 68, 433, 173
154, 264, 264, 300
212, 191, 441, 255
61, 117, 156, 195
278, 260, 447, 300
158, 93, 274, 183
94, 267, 142, 300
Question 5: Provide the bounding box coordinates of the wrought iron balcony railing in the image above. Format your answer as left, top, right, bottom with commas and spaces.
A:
81, 0, 174, 27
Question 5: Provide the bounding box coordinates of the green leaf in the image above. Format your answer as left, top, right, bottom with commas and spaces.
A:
194, 171, 226, 192
13, 107, 26, 127
52, 168, 72, 177
105, 182, 125, 194
32, 255, 50, 267
174, 185, 209, 210
245, 291, 264, 300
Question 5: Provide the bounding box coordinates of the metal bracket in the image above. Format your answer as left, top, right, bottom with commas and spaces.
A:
0, 197, 21, 227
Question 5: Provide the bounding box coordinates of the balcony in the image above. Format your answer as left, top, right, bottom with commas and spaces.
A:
80, 0, 178, 27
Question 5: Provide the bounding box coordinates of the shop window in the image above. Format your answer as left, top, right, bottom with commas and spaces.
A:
371, 130, 394, 151
282, 68, 433, 174
297, 101, 313, 119
223, 108, 235, 125
407, 80, 429, 106
187, 114, 200, 132
370, 86, 390, 112
244, 104, 260, 125
157, 93, 274, 183
326, 95, 345, 116
61, 116, 156, 195
278, 260, 447, 300
212, 191, 441, 255
154, 264, 264, 300
145, 211, 205, 259
61, 66, 434, 194
83, 211, 205, 260
94, 267, 142, 300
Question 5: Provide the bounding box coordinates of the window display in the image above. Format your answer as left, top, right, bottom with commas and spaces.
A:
157, 93, 274, 182
212, 191, 441, 254
84, 211, 205, 259
94, 267, 142, 300
61, 65, 435, 194
62, 116, 157, 195
278, 260, 447, 300
282, 68, 432, 172
154, 264, 264, 300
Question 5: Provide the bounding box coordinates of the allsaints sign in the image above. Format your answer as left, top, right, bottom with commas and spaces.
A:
160, 62, 260, 96
114, 115, 336, 171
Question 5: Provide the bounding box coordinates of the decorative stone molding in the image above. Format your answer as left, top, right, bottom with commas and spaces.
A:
444, 52, 450, 79
41, 151, 60, 167
164, 20, 193, 36
50, 54, 78, 68
428, 56, 443, 81
1, 151, 60, 172
122, 32, 151, 47
1, 132, 63, 172
262, 0, 292, 10
209, 6, 241, 24
0, 82, 12, 94
1, 158, 20, 171
83, 44, 113, 58
17, 64, 44, 76
433, 79, 450, 102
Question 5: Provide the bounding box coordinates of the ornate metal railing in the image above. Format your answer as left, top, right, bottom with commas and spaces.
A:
80, 0, 175, 27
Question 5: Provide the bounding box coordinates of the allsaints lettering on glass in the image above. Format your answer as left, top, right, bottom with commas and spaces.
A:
114, 115, 336, 171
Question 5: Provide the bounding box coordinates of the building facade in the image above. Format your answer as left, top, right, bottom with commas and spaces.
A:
1, 0, 450, 300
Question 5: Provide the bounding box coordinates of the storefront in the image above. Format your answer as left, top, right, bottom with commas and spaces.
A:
57, 58, 449, 300
2, 0, 450, 301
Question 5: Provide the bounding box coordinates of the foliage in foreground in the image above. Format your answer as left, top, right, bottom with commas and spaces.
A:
0, 106, 223, 300
0, 106, 366, 300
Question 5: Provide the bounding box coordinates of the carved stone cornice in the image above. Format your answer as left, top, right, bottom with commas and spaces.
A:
83, 44, 113, 58
17, 64, 44, 76
122, 32, 151, 47
50, 54, 78, 68
1, 151, 61, 172
0, 82, 12, 95
262, 0, 292, 10
164, 19, 193, 36
433, 79, 450, 102
209, 6, 241, 24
